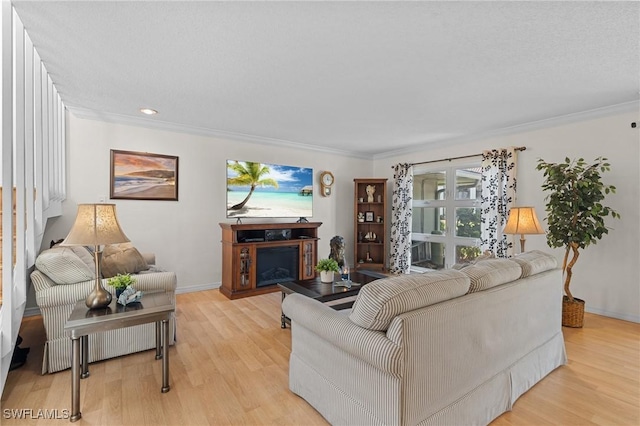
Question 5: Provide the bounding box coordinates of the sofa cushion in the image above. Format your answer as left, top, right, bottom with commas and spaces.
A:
451, 250, 495, 270
510, 250, 558, 278
462, 258, 522, 293
349, 270, 471, 331
101, 243, 148, 278
35, 246, 96, 284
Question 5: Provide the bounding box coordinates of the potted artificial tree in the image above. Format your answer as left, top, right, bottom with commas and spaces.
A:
536, 157, 620, 327
316, 258, 340, 283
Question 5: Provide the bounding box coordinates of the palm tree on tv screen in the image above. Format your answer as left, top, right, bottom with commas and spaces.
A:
227, 161, 279, 210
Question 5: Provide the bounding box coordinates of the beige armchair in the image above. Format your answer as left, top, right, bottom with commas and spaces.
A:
31, 245, 177, 374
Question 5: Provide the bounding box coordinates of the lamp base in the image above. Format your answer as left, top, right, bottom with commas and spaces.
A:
85, 249, 112, 309
85, 281, 112, 309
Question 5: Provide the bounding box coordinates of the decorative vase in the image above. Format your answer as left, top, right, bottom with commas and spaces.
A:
320, 271, 334, 283
116, 289, 124, 299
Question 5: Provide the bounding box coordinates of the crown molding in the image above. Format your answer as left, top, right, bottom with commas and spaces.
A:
67, 100, 638, 162
373, 100, 640, 160
67, 106, 373, 160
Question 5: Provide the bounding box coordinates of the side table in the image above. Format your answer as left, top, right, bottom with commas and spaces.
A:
63, 291, 174, 422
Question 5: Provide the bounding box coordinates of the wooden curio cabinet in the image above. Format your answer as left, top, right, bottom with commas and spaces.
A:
220, 222, 321, 299
354, 178, 388, 271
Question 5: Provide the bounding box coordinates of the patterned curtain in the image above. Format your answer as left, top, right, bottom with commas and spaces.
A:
389, 163, 413, 274
480, 147, 518, 258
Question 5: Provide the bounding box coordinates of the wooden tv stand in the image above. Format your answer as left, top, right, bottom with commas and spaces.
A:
219, 222, 321, 299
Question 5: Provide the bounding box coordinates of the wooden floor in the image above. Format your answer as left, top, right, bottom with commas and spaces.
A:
2, 289, 639, 425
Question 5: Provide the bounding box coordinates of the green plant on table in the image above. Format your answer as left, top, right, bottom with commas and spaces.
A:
107, 273, 137, 291
536, 157, 620, 302
315, 258, 340, 273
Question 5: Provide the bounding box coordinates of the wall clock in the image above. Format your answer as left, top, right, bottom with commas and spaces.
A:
320, 171, 334, 197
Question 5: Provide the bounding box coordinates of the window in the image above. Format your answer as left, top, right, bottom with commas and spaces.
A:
411, 162, 482, 270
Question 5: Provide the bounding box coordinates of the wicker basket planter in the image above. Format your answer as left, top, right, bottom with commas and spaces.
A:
562, 296, 585, 328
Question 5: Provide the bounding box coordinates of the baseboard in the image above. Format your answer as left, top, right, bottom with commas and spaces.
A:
23, 306, 41, 317
175, 282, 221, 294
586, 306, 640, 324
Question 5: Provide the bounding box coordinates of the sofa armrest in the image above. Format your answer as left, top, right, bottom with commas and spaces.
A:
282, 293, 402, 375
32, 270, 95, 308
33, 270, 177, 309
131, 271, 176, 293
31, 269, 55, 293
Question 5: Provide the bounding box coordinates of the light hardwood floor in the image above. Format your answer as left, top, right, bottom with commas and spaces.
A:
2, 289, 639, 425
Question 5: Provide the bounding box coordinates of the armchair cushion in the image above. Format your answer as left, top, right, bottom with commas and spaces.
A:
101, 242, 148, 278
35, 246, 95, 284
349, 270, 470, 331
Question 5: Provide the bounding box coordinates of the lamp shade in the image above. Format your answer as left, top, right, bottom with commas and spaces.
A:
503, 207, 545, 235
61, 204, 130, 246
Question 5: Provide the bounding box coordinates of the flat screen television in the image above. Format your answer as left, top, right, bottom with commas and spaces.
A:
226, 160, 313, 219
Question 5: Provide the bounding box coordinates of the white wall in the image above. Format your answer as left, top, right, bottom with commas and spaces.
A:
373, 109, 640, 322
33, 109, 640, 323
39, 113, 371, 293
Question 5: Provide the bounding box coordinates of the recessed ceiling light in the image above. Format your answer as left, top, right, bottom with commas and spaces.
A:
140, 108, 158, 115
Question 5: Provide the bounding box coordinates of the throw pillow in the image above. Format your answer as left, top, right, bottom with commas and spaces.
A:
101, 243, 148, 278
349, 270, 471, 331
462, 258, 522, 293
35, 246, 96, 284
511, 250, 558, 278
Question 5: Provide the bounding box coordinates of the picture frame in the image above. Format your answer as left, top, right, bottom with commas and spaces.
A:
365, 211, 375, 222
110, 150, 179, 201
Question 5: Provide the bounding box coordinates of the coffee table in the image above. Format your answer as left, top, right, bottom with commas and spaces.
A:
278, 270, 385, 328
64, 291, 174, 422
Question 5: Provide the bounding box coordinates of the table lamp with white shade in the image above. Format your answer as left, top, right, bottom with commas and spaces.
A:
503, 206, 545, 253
61, 204, 130, 309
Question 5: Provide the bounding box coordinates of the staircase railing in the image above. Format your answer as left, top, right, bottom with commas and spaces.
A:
1, 3, 66, 395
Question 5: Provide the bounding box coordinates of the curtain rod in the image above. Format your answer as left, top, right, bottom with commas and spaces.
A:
394, 146, 526, 168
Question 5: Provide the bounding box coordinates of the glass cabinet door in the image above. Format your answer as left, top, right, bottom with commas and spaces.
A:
235, 246, 253, 290
302, 241, 316, 279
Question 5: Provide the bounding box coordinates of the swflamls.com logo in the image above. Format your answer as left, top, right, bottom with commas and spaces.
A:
3, 408, 71, 420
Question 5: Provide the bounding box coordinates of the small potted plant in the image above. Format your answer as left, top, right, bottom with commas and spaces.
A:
315, 258, 340, 283
107, 273, 137, 298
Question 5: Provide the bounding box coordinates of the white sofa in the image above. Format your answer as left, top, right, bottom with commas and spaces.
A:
31, 244, 177, 374
282, 251, 566, 425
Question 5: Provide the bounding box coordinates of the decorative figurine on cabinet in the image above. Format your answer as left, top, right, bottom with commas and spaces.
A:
357, 212, 365, 222
366, 185, 376, 202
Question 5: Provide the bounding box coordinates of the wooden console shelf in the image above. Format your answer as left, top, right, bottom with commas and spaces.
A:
219, 222, 321, 299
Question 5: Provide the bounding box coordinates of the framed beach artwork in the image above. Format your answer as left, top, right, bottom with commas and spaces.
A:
110, 150, 179, 201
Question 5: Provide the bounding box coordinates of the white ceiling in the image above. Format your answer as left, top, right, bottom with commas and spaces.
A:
12, 1, 640, 158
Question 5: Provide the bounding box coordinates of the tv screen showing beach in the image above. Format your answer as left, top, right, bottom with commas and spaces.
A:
226, 160, 313, 218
